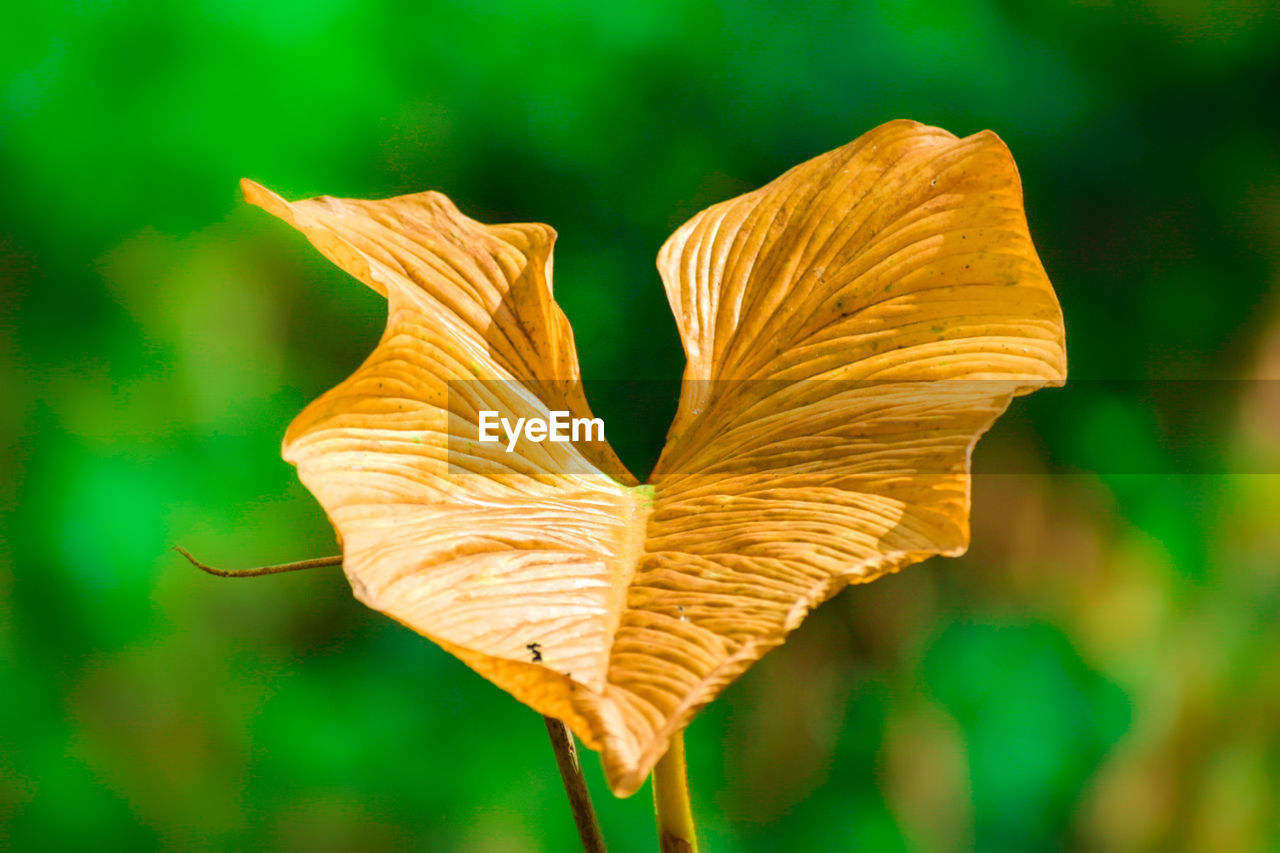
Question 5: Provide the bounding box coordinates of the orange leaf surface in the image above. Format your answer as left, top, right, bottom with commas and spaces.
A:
244, 119, 1066, 795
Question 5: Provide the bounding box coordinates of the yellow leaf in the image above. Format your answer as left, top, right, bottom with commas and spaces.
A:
243, 119, 1065, 796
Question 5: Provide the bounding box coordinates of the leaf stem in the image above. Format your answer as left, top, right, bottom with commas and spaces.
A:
543, 716, 608, 853
174, 546, 343, 577
651, 732, 698, 853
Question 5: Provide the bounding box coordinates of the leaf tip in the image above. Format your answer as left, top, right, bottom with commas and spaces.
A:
239, 178, 292, 221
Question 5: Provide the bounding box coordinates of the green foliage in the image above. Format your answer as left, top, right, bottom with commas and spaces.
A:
3, 0, 1278, 849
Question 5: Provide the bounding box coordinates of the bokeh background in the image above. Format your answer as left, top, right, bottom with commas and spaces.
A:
4, 1, 1280, 850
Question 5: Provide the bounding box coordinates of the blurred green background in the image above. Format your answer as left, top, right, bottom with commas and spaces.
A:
3, 0, 1279, 850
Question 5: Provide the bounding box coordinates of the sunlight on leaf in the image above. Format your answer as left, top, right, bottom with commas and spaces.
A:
244, 119, 1066, 795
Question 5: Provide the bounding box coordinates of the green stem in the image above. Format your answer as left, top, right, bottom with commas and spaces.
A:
651, 732, 698, 853
543, 716, 608, 853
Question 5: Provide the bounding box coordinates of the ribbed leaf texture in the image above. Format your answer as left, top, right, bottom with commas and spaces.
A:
244, 119, 1066, 795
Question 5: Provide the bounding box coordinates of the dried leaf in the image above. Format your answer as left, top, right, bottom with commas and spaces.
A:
244, 119, 1066, 795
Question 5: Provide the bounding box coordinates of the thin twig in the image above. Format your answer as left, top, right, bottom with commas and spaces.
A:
543, 716, 608, 853
174, 546, 343, 577
652, 732, 698, 853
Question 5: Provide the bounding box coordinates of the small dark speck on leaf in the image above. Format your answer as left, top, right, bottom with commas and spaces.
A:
526, 642, 542, 662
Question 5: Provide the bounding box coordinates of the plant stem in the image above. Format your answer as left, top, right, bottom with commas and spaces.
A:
174, 546, 343, 577
651, 732, 698, 853
543, 716, 608, 853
